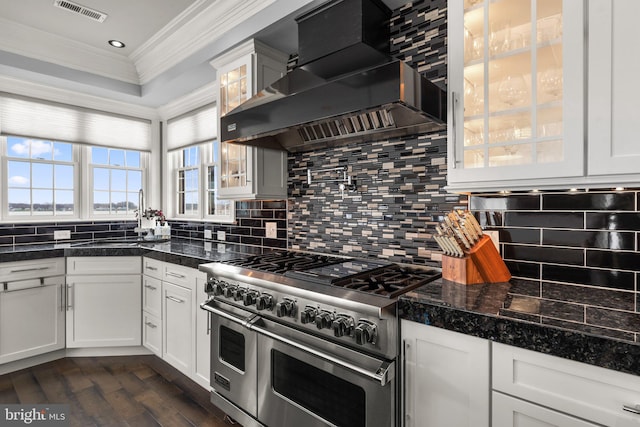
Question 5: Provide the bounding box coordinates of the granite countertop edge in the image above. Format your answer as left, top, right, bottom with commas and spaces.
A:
398, 296, 640, 377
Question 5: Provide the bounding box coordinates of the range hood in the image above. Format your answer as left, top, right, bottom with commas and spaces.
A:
220, 0, 446, 153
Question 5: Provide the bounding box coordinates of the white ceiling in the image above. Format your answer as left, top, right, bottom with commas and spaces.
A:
0, 0, 409, 109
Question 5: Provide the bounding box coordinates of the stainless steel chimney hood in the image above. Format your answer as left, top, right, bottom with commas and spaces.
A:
220, 0, 446, 153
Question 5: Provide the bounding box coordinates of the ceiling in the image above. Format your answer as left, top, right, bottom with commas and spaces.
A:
0, 0, 409, 109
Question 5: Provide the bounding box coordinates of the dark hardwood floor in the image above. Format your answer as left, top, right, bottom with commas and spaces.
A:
0, 355, 238, 427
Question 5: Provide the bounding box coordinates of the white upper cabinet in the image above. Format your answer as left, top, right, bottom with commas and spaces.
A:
588, 0, 640, 182
447, 0, 585, 191
211, 39, 288, 200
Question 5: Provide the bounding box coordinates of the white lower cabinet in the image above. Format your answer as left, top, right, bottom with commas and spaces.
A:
66, 257, 141, 348
401, 319, 490, 427
492, 342, 640, 427
163, 281, 192, 376
0, 276, 65, 364
194, 275, 210, 389
492, 392, 599, 427
142, 312, 162, 356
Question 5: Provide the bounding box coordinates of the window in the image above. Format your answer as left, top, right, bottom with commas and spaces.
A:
90, 147, 144, 216
177, 146, 199, 216
4, 136, 76, 217
206, 141, 234, 219
171, 141, 234, 222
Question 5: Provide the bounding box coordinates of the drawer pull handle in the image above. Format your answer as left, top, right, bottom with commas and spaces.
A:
166, 295, 185, 304
144, 285, 157, 290
9, 266, 50, 273
623, 404, 640, 415
145, 266, 158, 271
145, 321, 157, 329
166, 272, 186, 279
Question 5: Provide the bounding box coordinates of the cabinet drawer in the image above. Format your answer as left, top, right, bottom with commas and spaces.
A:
142, 276, 162, 318
493, 391, 599, 427
67, 257, 141, 275
143, 312, 162, 357
163, 263, 200, 289
493, 342, 640, 426
142, 257, 163, 280
0, 258, 64, 282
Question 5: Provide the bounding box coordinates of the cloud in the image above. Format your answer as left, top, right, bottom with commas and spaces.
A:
9, 175, 29, 185
10, 139, 52, 157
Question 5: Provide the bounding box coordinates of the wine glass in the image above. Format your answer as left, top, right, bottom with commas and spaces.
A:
498, 74, 528, 107
539, 68, 563, 99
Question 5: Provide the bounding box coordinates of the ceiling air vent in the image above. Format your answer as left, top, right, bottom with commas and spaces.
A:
53, 0, 108, 23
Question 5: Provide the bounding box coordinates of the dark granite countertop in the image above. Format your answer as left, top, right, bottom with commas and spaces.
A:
399, 278, 640, 377
0, 238, 279, 266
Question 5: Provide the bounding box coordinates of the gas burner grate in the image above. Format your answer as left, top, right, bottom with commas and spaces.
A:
224, 251, 346, 275
334, 265, 442, 298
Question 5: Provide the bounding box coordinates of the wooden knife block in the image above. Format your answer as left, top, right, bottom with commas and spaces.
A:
441, 235, 511, 285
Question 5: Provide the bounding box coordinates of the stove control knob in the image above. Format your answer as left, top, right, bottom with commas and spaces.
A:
223, 285, 237, 299
315, 311, 334, 330
275, 298, 297, 317
211, 281, 226, 296
233, 288, 246, 301
243, 290, 259, 306
204, 279, 216, 294
256, 294, 274, 311
300, 306, 317, 324
332, 315, 355, 338
354, 320, 378, 345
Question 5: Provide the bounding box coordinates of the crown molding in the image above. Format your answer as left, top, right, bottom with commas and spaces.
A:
156, 81, 218, 120
0, 18, 139, 85
209, 38, 289, 70
131, 0, 275, 85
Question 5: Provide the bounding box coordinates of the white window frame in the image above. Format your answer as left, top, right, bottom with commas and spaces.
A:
1, 136, 81, 221
171, 141, 234, 223
204, 140, 235, 222
86, 146, 149, 220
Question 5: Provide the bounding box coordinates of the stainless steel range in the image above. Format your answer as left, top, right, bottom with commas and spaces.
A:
199, 251, 440, 427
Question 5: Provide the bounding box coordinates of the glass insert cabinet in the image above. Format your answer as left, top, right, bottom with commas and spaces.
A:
210, 39, 288, 200
447, 0, 584, 191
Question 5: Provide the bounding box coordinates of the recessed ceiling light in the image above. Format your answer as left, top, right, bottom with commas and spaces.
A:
108, 40, 125, 48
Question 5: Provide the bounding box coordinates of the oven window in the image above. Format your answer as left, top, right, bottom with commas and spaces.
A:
272, 350, 365, 427
219, 325, 245, 372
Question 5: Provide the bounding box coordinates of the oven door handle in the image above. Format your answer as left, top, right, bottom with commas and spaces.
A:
250, 322, 394, 386
200, 301, 256, 328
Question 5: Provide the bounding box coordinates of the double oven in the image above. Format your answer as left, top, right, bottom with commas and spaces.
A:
200, 252, 440, 427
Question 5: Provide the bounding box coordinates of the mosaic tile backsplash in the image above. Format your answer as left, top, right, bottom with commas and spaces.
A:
287, 0, 462, 266
471, 191, 640, 341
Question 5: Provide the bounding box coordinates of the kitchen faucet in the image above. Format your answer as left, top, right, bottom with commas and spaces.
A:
136, 188, 144, 238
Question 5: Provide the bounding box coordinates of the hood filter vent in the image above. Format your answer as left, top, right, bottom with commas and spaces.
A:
298, 108, 395, 143
53, 0, 108, 23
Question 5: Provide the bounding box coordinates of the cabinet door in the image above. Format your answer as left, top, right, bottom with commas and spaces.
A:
401, 320, 490, 427
588, 0, 640, 177
163, 282, 193, 376
493, 392, 599, 427
447, 0, 584, 191
142, 276, 162, 318
194, 275, 210, 389
0, 279, 65, 364
66, 275, 141, 348
142, 312, 162, 357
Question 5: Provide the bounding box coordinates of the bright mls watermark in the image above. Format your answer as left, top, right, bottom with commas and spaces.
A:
0, 405, 69, 426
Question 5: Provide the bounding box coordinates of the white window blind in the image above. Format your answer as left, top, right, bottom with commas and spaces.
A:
167, 103, 217, 151
0, 93, 152, 150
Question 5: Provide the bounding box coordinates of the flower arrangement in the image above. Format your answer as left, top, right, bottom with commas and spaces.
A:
137, 208, 165, 222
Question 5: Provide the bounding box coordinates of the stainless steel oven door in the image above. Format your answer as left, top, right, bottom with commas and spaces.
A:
206, 300, 258, 419
254, 317, 396, 427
